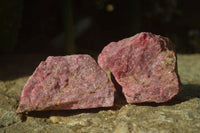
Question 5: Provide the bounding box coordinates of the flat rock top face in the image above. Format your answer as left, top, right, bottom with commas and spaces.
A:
0, 54, 200, 133
17, 54, 115, 113
98, 32, 182, 103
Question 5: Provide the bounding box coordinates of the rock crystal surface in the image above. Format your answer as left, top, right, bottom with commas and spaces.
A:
98, 32, 182, 103
17, 54, 115, 113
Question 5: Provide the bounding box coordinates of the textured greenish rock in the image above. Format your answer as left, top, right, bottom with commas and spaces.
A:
0, 54, 200, 133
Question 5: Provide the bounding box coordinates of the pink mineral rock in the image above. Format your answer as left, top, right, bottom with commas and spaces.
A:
98, 32, 183, 103
17, 54, 115, 113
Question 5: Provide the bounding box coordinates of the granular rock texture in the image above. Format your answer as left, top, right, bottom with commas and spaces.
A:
98, 32, 182, 103
17, 54, 115, 113
0, 54, 200, 133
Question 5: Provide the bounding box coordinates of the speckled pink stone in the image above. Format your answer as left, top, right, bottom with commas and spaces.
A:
98, 32, 182, 103
17, 54, 115, 113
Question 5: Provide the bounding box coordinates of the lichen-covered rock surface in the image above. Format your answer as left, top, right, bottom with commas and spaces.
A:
0, 54, 200, 133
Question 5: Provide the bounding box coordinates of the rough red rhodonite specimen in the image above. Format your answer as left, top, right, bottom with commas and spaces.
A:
17, 54, 115, 113
98, 32, 183, 103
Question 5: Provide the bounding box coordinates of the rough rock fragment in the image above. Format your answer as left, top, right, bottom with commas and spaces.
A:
17, 54, 115, 113
98, 32, 182, 103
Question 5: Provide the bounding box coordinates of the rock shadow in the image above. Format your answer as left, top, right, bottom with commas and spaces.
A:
25, 107, 105, 118
135, 84, 200, 107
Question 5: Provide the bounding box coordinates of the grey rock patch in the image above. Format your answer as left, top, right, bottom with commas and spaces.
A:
0, 109, 21, 128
